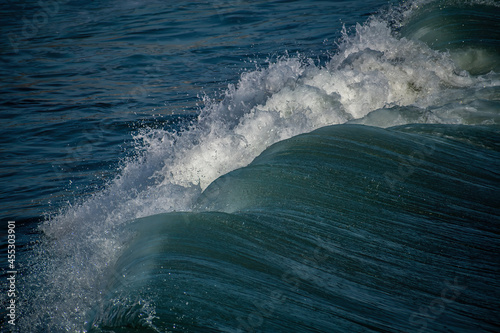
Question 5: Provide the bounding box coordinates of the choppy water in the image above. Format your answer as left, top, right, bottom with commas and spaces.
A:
1, 0, 499, 332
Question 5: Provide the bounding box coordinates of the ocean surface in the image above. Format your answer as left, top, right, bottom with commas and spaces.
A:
0, 0, 499, 332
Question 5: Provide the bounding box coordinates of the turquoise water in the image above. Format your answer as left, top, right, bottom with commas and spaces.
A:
1, 0, 499, 332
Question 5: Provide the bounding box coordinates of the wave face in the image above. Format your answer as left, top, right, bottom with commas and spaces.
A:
16, 0, 500, 332
92, 124, 500, 332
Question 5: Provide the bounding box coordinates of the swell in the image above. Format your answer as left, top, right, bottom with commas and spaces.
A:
91, 124, 500, 332
394, 0, 500, 74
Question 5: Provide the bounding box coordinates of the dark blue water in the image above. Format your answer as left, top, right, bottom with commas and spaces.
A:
1, 0, 499, 332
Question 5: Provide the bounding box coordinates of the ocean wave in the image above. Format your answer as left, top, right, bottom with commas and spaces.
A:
16, 0, 499, 331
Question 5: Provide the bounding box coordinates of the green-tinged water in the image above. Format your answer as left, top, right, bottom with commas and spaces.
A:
90, 124, 499, 332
